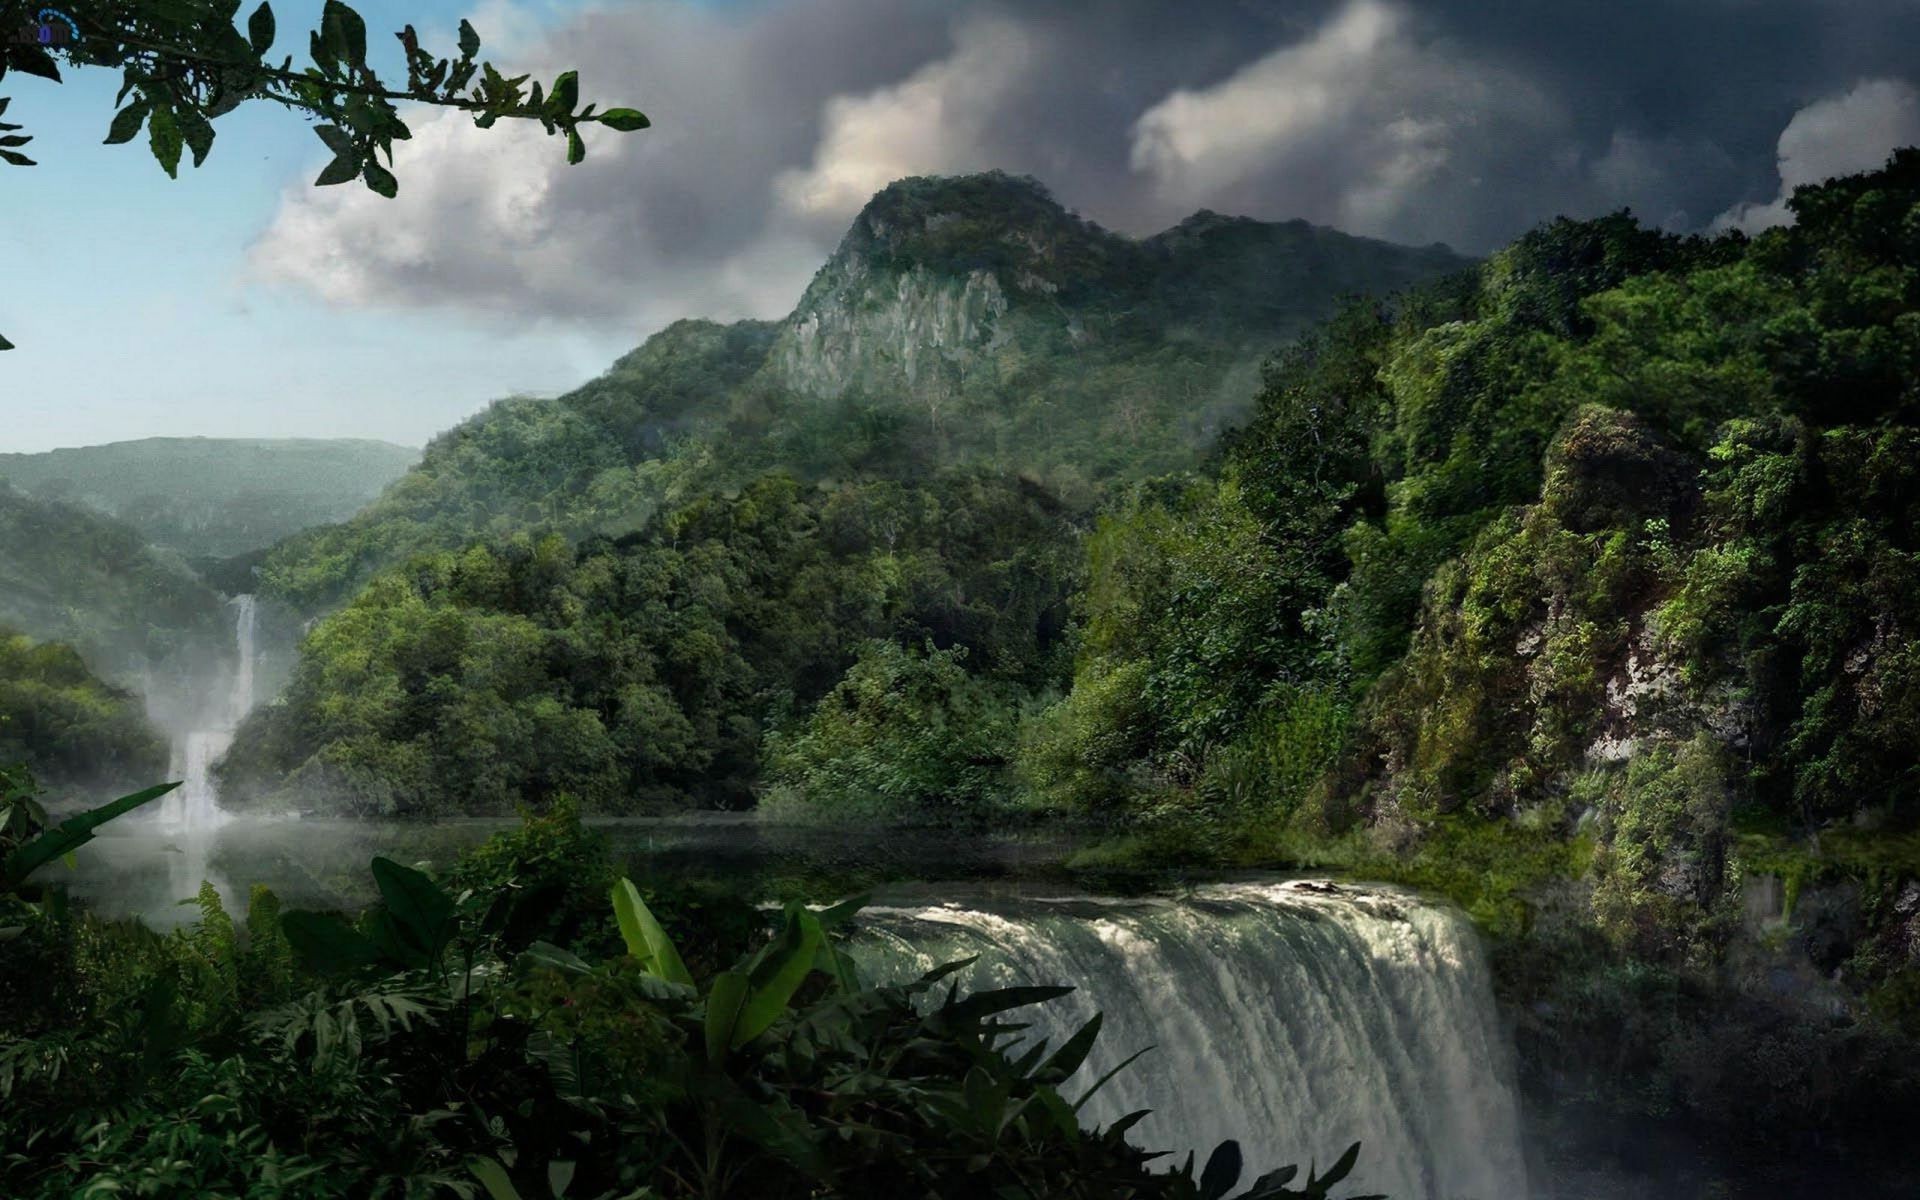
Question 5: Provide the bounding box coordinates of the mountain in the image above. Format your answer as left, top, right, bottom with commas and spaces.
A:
0, 437, 420, 559
257, 173, 1469, 611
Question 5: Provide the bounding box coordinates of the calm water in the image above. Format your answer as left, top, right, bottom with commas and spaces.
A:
43, 811, 1097, 928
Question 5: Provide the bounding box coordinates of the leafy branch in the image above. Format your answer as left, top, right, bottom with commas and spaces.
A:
0, 0, 648, 349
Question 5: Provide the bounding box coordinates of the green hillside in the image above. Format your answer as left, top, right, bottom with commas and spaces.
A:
0, 437, 419, 559
0, 483, 228, 681
257, 173, 1468, 611
0, 628, 166, 797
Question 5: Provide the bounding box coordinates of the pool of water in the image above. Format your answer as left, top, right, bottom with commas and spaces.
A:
40, 811, 1099, 928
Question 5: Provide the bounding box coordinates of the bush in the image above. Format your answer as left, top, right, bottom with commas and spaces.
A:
764, 640, 1022, 822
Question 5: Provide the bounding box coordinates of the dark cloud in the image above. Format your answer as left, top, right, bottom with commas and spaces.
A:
250, 0, 1920, 330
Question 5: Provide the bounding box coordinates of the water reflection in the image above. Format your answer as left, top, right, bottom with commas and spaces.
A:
43, 813, 1094, 929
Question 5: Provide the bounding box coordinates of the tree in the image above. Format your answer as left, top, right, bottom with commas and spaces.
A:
0, 0, 649, 349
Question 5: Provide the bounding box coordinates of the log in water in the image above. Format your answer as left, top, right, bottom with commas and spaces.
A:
848, 880, 1529, 1200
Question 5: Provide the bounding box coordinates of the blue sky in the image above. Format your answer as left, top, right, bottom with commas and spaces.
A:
2, 1, 631, 452
4, 0, 1917, 455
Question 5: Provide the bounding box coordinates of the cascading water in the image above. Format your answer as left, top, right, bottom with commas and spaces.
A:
848, 881, 1529, 1200
155, 596, 257, 904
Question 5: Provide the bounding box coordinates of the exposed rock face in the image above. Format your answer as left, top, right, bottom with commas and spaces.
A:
759, 171, 1470, 417
770, 263, 1015, 401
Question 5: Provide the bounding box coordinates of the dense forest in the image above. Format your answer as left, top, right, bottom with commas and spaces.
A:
201, 155, 1920, 1190
0, 627, 165, 794
0, 482, 229, 681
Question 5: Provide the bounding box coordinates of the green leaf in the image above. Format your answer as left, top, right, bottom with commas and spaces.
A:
177, 108, 215, 168
701, 1074, 834, 1181
314, 152, 359, 186
611, 878, 693, 986
369, 857, 453, 957
733, 907, 824, 1048
814, 941, 861, 992
314, 124, 353, 155
0, 332, 13, 351
247, 2, 275, 54
566, 127, 584, 166
2, 782, 177, 887
595, 107, 650, 132
943, 985, 1074, 1024
12, 49, 60, 83
1199, 1141, 1242, 1200
704, 970, 748, 1062
1034, 1086, 1079, 1139
467, 1158, 523, 1200
1035, 1012, 1102, 1083
458, 18, 480, 58
546, 1161, 575, 1197
147, 107, 184, 179
1309, 1141, 1362, 1189
321, 1, 366, 68
1072, 1046, 1152, 1113
308, 29, 335, 73
518, 941, 591, 975
281, 911, 378, 974
362, 160, 397, 198
0, 150, 35, 167
549, 70, 579, 113
105, 103, 150, 146
917, 956, 980, 986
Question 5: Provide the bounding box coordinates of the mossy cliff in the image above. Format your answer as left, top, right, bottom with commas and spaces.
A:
1040, 151, 1920, 1193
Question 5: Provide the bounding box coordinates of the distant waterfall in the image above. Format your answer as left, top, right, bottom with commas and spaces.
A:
848, 881, 1529, 1200
158, 594, 256, 832
228, 593, 257, 725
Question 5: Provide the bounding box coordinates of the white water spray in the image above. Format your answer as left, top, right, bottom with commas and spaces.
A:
156, 595, 257, 898
849, 881, 1529, 1200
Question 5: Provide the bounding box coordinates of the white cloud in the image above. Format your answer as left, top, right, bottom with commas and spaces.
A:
773, 17, 1040, 230
1713, 78, 1920, 233
1126, 0, 1558, 241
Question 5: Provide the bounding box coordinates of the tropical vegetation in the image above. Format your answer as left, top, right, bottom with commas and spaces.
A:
0, 788, 1371, 1200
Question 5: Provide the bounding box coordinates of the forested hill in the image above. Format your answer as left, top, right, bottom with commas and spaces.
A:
0, 437, 419, 559
256, 172, 1468, 611
0, 484, 228, 681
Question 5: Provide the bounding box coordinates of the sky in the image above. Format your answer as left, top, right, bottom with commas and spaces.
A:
3, 0, 1919, 453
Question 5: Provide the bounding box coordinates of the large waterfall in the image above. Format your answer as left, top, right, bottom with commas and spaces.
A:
158, 595, 256, 835
848, 880, 1529, 1200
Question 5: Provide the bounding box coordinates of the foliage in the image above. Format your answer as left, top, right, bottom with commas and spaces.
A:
764, 640, 1024, 821
0, 483, 229, 675
0, 626, 167, 793
225, 470, 1080, 815
0, 0, 645, 350
0, 808, 1377, 1200
1039, 150, 1920, 847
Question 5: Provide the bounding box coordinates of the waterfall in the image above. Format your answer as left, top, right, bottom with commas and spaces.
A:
848, 881, 1529, 1200
157, 594, 256, 832
228, 593, 257, 725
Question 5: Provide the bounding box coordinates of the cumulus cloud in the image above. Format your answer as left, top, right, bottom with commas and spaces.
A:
1713, 78, 1920, 233
774, 16, 1041, 231
1127, 0, 1568, 246
248, 0, 1920, 333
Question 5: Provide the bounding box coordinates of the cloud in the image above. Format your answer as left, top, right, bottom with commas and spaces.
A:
1127, 0, 1566, 246
248, 0, 1920, 333
773, 17, 1041, 231
1713, 78, 1920, 233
